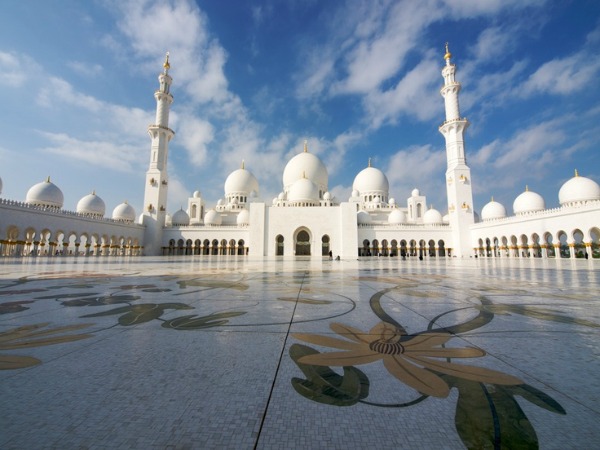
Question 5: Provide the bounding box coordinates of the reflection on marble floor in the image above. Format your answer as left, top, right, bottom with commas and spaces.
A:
0, 257, 599, 449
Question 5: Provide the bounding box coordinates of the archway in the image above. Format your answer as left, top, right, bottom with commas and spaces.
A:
276, 235, 284, 256
295, 229, 311, 256
321, 235, 330, 256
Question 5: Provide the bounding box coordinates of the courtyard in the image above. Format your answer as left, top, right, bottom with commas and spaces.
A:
1, 256, 599, 449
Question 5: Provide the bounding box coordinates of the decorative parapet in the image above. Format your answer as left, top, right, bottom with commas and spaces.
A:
472, 199, 600, 227
0, 198, 143, 227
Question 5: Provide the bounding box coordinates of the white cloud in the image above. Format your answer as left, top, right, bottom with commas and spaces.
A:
37, 77, 103, 111
0, 51, 32, 87
364, 56, 440, 128
67, 61, 103, 77
177, 115, 214, 166
520, 52, 600, 96
386, 144, 446, 203
39, 132, 145, 172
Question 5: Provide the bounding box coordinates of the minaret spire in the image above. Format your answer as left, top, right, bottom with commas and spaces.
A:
142, 53, 176, 255
438, 44, 474, 258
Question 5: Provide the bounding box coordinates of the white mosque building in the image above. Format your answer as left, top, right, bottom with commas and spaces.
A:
1, 47, 599, 259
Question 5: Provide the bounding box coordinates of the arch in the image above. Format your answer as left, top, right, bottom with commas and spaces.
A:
276, 234, 284, 256
381, 239, 389, 256
557, 231, 569, 258
186, 239, 193, 255
229, 239, 236, 255
203, 239, 210, 255
220, 239, 227, 256
417, 203, 422, 218
360, 239, 370, 257
400, 239, 407, 257
543, 232, 555, 258
194, 239, 201, 255
372, 239, 380, 256
321, 234, 330, 256
589, 227, 600, 258
409, 239, 417, 257
390, 239, 398, 257
438, 240, 446, 257
211, 239, 219, 255
428, 239, 436, 257
295, 228, 311, 256
573, 229, 585, 258
238, 239, 246, 255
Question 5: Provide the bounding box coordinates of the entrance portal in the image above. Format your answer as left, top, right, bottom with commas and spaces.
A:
295, 230, 311, 255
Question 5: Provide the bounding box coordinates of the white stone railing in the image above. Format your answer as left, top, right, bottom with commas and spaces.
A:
0, 198, 141, 226
474, 200, 600, 226
359, 223, 449, 229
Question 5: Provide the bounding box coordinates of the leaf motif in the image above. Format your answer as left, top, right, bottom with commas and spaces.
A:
62, 295, 141, 307
289, 344, 369, 406
35, 292, 100, 300
0, 354, 41, 370
0, 301, 35, 314
449, 376, 538, 450
277, 297, 332, 305
177, 279, 248, 291
161, 311, 246, 330
509, 384, 566, 415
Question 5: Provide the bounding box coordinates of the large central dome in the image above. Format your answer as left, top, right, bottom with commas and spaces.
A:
282, 143, 328, 194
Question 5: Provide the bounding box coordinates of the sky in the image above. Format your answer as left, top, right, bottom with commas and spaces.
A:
1, 0, 599, 219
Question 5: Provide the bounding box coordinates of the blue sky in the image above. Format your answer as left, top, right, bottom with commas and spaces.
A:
1, 0, 599, 218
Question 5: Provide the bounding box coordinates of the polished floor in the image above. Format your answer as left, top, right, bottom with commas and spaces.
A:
1, 256, 599, 449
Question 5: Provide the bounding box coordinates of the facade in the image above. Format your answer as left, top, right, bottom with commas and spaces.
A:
1, 49, 599, 259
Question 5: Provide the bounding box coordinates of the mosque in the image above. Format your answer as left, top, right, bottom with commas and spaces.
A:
0, 47, 599, 259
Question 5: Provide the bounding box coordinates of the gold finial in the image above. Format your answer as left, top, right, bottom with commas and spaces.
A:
163, 51, 170, 72
302, 170, 306, 179
575, 169, 579, 177
92, 190, 96, 195
303, 139, 308, 153
525, 185, 529, 192
368, 157, 371, 168
46, 176, 51, 183
491, 196, 494, 202
241, 159, 245, 170
444, 42, 452, 60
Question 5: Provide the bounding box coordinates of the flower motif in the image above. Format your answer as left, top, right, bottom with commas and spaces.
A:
293, 321, 522, 398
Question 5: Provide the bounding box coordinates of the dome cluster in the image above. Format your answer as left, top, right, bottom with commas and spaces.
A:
558, 171, 600, 206
352, 162, 390, 205
26, 177, 64, 209
282, 143, 328, 197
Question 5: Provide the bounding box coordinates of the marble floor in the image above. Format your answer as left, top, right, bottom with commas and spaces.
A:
0, 256, 599, 449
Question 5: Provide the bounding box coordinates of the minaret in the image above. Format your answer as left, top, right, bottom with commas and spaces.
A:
439, 44, 474, 257
142, 52, 175, 255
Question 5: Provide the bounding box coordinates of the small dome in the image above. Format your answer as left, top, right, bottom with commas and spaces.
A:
193, 190, 201, 198
171, 208, 190, 226
353, 166, 389, 195
513, 187, 545, 214
388, 209, 406, 224
389, 198, 396, 206
357, 210, 372, 224
237, 209, 250, 225
442, 214, 450, 224
272, 197, 278, 205
217, 199, 224, 206
112, 201, 136, 222
423, 207, 443, 225
351, 189, 360, 198
76, 191, 106, 217
278, 192, 285, 200
224, 167, 259, 197
26, 177, 64, 208
323, 191, 331, 200
411, 188, 420, 197
204, 209, 222, 226
481, 199, 507, 220
283, 147, 328, 193
288, 177, 319, 203
558, 171, 600, 205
